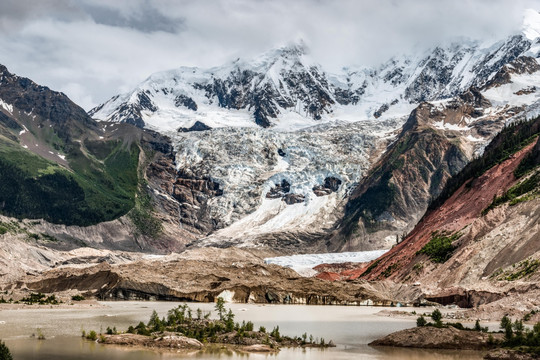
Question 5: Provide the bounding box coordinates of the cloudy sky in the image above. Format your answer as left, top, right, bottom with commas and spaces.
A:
0, 0, 539, 110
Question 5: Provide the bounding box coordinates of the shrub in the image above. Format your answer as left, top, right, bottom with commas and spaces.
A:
71, 294, 85, 301
86, 330, 97, 341
270, 326, 281, 342
0, 340, 13, 360
416, 316, 427, 327
474, 320, 481, 331
417, 231, 460, 263
431, 309, 442, 322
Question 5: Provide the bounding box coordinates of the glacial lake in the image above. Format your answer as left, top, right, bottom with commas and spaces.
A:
0, 302, 485, 359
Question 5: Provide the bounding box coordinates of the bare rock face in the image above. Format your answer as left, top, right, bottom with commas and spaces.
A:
282, 193, 305, 205
312, 177, 342, 197
102, 333, 203, 349
483, 56, 540, 89
16, 248, 402, 306
145, 152, 224, 234
266, 180, 291, 199
484, 349, 538, 360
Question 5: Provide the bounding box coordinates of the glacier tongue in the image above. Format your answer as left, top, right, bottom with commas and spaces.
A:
264, 250, 389, 277
173, 118, 404, 249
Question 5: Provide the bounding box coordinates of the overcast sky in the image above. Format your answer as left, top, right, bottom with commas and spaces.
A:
0, 0, 539, 110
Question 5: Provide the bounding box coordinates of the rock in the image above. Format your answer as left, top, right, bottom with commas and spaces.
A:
282, 194, 305, 205
101, 333, 203, 349
369, 326, 503, 350
242, 344, 277, 352
313, 176, 342, 197
178, 121, 211, 132
174, 95, 198, 111
266, 180, 291, 199
484, 349, 538, 360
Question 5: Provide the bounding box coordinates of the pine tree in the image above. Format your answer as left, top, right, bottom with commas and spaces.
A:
0, 340, 13, 360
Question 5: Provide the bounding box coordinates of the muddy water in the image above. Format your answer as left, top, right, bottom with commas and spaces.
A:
0, 302, 485, 359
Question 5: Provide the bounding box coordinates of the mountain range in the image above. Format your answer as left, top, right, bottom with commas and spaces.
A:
0, 10, 539, 314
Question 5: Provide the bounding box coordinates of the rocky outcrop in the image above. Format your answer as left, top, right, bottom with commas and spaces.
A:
177, 121, 211, 132
101, 333, 203, 349
312, 177, 342, 196
350, 131, 538, 282
146, 154, 223, 234
484, 349, 538, 360
369, 326, 503, 350
483, 56, 540, 89
16, 248, 401, 306
266, 180, 291, 199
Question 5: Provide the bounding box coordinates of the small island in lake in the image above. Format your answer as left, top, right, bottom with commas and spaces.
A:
84, 297, 335, 353
370, 309, 540, 360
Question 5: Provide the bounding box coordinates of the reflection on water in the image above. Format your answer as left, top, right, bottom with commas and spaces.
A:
0, 302, 485, 359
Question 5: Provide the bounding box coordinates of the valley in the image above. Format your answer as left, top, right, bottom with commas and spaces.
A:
0, 5, 540, 360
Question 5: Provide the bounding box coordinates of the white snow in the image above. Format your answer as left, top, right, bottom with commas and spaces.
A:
264, 250, 388, 276
19, 125, 29, 136
57, 154, 66, 160
184, 118, 403, 248
91, 37, 517, 133
523, 9, 540, 41
482, 69, 540, 107
0, 98, 13, 113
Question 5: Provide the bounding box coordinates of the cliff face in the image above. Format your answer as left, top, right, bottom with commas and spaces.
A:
332, 88, 512, 251
327, 117, 540, 313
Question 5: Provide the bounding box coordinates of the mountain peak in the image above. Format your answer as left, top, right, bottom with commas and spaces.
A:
522, 9, 540, 41
278, 40, 309, 57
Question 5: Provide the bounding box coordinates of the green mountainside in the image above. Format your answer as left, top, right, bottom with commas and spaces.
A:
0, 65, 154, 226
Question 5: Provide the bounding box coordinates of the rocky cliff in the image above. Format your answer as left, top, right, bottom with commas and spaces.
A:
326, 117, 540, 316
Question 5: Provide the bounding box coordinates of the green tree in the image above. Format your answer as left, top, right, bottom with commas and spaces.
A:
416, 316, 427, 327
0, 340, 13, 360
225, 309, 235, 332
500, 315, 511, 330
215, 297, 226, 321
431, 309, 443, 327
474, 319, 482, 331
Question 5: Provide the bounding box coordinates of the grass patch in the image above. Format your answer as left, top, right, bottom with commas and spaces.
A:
0, 136, 141, 226
483, 171, 540, 214
417, 231, 461, 263
496, 258, 540, 281
129, 183, 163, 238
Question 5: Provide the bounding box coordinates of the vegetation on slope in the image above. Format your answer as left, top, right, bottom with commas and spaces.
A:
483, 170, 540, 213
417, 231, 461, 263
429, 117, 540, 212
0, 135, 140, 226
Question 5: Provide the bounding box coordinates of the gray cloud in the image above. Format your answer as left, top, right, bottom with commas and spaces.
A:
0, 0, 539, 110
80, 1, 183, 33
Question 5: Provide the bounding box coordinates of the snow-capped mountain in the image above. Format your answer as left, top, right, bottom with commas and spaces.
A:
92, 34, 532, 132
91, 11, 540, 252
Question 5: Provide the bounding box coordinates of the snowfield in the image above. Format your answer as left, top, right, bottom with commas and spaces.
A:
264, 250, 389, 277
